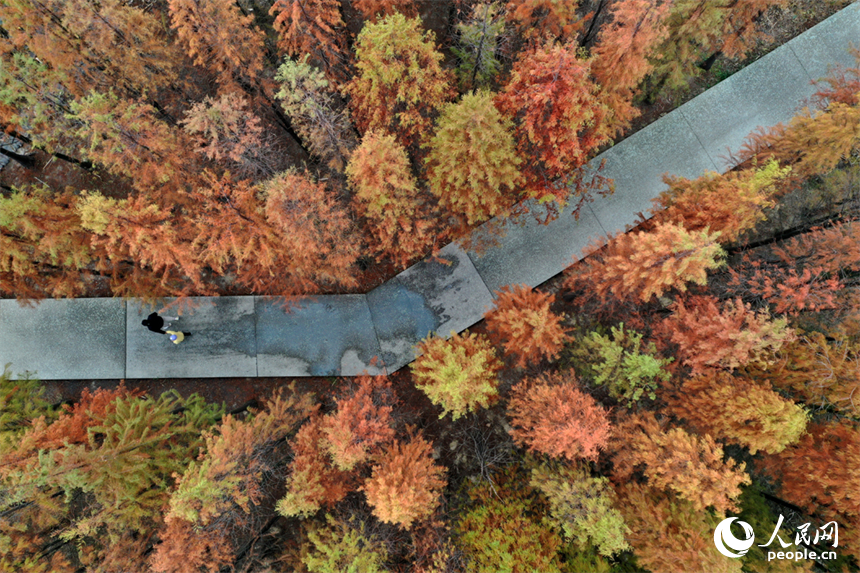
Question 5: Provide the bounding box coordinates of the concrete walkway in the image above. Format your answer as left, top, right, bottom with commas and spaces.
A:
2, 4, 859, 380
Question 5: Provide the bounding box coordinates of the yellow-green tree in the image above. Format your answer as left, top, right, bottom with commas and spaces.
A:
426, 90, 521, 227
344, 13, 454, 149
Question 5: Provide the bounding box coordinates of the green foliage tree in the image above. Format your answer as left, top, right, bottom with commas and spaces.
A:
426, 90, 521, 227
453, 3, 505, 90
301, 515, 388, 573
154, 389, 316, 573
0, 366, 55, 441
411, 332, 502, 420
530, 462, 629, 557
571, 323, 671, 406
345, 13, 454, 149
275, 56, 356, 170
457, 471, 562, 573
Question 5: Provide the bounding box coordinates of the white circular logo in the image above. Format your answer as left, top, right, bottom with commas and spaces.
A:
714, 517, 755, 558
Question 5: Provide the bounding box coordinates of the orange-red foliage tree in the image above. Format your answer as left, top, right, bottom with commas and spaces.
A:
495, 41, 611, 210
759, 420, 860, 555
611, 412, 750, 513
738, 100, 860, 179
504, 0, 582, 41
361, 435, 446, 529
269, 0, 350, 84
617, 483, 743, 573
319, 375, 397, 471
346, 130, 435, 266
191, 169, 359, 295
345, 13, 454, 149
591, 0, 669, 134
667, 370, 807, 455
653, 161, 789, 243
564, 222, 725, 305
352, 0, 416, 22
76, 192, 205, 299
0, 0, 180, 99
181, 93, 268, 177
276, 415, 355, 519
484, 284, 566, 368
168, 0, 266, 88
411, 332, 503, 420
657, 295, 794, 374
746, 332, 860, 418
507, 372, 611, 461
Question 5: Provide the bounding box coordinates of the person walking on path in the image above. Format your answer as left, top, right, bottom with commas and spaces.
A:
141, 311, 179, 334
165, 330, 192, 345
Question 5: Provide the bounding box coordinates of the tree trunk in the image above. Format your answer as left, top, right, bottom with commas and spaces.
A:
0, 146, 36, 169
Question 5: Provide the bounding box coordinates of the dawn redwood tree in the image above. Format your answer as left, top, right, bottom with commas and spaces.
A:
319, 375, 397, 471
155, 390, 316, 573
168, 0, 266, 88
0, 186, 96, 299
76, 192, 206, 298
301, 515, 388, 573
611, 412, 750, 514
738, 100, 860, 179
457, 472, 563, 573
181, 93, 269, 177
346, 130, 435, 266
649, 0, 787, 93
591, 0, 669, 134
658, 295, 794, 374
276, 415, 354, 519
0, 0, 180, 99
361, 435, 447, 529
270, 0, 350, 85
352, 0, 416, 21
667, 370, 807, 455
345, 13, 454, 149
504, 0, 582, 41
495, 41, 611, 210
564, 222, 725, 304
571, 323, 672, 406
275, 56, 357, 171
653, 161, 789, 243
453, 3, 505, 90
192, 169, 360, 296
507, 372, 611, 461
70, 91, 196, 195
618, 483, 743, 573
411, 332, 503, 420
484, 284, 566, 368
530, 462, 629, 557
426, 90, 522, 228
746, 332, 860, 417
760, 420, 860, 555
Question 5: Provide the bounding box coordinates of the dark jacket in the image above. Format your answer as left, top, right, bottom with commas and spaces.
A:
142, 312, 166, 334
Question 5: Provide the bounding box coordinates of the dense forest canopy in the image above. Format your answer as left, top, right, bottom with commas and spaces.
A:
1, 1, 859, 572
